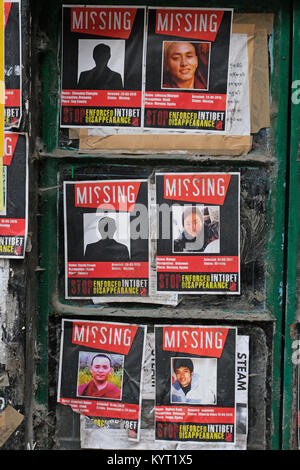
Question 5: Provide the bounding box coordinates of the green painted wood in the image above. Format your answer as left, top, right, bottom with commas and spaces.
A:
40, 0, 61, 153
36, 159, 59, 416
266, 5, 291, 450
282, 0, 300, 450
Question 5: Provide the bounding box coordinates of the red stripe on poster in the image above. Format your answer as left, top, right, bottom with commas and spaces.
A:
144, 92, 226, 111
155, 405, 235, 424
156, 256, 238, 273
68, 261, 149, 278
0, 218, 26, 236
5, 89, 21, 107
61, 90, 142, 108
59, 398, 139, 420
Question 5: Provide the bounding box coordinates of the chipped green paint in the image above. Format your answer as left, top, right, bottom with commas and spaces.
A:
282, 0, 300, 450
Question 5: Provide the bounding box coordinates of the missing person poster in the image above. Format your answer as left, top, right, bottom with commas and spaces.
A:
60, 5, 146, 128
64, 178, 149, 299
4, 0, 22, 129
58, 319, 147, 441
155, 172, 240, 294
155, 325, 237, 445
0, 133, 28, 258
144, 7, 233, 132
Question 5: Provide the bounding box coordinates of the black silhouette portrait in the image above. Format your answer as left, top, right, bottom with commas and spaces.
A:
77, 43, 123, 90
84, 216, 130, 261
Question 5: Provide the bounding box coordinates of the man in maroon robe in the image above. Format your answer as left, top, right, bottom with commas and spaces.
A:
78, 353, 121, 399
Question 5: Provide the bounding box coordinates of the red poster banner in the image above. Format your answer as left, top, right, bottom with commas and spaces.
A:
74, 181, 141, 211
70, 7, 137, 39
162, 326, 229, 357
155, 9, 224, 41
164, 174, 231, 205
71, 321, 138, 355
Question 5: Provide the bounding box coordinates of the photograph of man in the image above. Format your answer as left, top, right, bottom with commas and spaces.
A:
171, 357, 216, 404
84, 216, 130, 261
162, 41, 210, 90
77, 42, 123, 90
173, 205, 219, 253
77, 353, 122, 399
